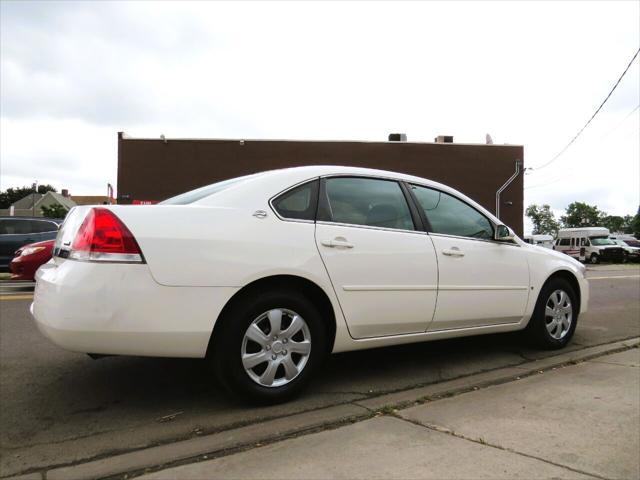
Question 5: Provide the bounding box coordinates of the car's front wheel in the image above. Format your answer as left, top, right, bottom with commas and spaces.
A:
525, 278, 578, 350
590, 253, 600, 264
211, 289, 327, 404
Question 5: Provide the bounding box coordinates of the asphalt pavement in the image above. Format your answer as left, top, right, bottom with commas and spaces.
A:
0, 264, 638, 478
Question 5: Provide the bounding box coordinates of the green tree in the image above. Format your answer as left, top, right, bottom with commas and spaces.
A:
560, 202, 604, 228
632, 206, 640, 239
622, 215, 634, 234
41, 204, 68, 219
0, 184, 57, 209
525, 204, 560, 235
601, 215, 626, 233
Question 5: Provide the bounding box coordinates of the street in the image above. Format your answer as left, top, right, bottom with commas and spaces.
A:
0, 265, 638, 478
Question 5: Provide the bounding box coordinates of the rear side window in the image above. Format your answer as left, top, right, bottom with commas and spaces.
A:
160, 172, 264, 205
272, 180, 319, 221
318, 177, 414, 231
30, 220, 58, 233
410, 185, 493, 240
0, 219, 31, 235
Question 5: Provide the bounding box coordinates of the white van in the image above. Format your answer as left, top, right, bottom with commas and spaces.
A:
524, 234, 554, 249
555, 227, 625, 264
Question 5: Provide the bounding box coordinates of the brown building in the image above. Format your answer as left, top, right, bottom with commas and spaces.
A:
117, 133, 524, 235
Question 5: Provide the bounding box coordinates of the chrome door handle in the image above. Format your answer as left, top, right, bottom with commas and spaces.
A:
442, 248, 464, 257
321, 239, 354, 249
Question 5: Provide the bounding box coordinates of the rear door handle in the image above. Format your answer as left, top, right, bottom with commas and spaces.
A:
321, 238, 354, 249
442, 247, 464, 257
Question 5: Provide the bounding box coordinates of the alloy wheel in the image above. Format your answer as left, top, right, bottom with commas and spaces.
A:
241, 308, 312, 388
544, 289, 572, 340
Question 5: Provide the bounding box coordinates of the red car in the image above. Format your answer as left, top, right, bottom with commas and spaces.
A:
10, 239, 55, 281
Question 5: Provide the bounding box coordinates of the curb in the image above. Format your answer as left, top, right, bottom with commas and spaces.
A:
6, 337, 639, 480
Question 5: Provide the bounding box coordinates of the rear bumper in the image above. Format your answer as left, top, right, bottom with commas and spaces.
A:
32, 259, 238, 358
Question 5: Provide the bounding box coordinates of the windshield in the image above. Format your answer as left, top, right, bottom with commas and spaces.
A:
590, 236, 615, 246
620, 239, 640, 247
160, 173, 263, 205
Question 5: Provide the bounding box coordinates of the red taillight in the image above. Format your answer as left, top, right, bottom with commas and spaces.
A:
70, 208, 144, 263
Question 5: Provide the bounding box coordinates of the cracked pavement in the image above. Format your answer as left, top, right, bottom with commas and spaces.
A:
141, 348, 639, 479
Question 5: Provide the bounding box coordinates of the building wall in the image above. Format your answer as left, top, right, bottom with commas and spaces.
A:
117, 134, 524, 235
0, 209, 40, 217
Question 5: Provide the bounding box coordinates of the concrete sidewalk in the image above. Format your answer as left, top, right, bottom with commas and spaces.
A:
140, 348, 640, 480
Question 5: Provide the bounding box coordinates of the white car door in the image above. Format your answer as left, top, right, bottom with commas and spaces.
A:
315, 176, 438, 339
409, 184, 530, 331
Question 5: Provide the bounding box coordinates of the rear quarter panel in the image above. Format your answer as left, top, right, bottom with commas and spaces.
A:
110, 205, 331, 290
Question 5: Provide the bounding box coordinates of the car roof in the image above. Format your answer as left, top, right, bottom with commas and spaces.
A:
241, 165, 462, 198
262, 165, 445, 184
557, 227, 609, 236
0, 216, 63, 223
192, 165, 504, 229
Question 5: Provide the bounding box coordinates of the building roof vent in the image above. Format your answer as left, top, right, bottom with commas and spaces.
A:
388, 133, 407, 142
434, 135, 454, 143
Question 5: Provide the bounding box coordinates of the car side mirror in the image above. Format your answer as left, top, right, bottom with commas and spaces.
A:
495, 224, 514, 242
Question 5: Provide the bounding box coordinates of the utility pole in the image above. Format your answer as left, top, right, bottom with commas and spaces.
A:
32, 181, 37, 216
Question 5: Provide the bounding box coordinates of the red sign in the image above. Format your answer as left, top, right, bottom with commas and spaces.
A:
132, 200, 158, 205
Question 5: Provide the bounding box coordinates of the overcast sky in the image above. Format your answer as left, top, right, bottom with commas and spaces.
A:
1, 1, 638, 231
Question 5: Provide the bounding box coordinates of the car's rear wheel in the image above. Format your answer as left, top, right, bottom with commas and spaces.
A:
211, 289, 327, 404
525, 278, 578, 350
590, 253, 600, 264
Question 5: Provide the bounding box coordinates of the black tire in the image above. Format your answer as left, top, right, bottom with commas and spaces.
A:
524, 277, 579, 350
590, 253, 600, 264
622, 252, 629, 264
210, 289, 327, 404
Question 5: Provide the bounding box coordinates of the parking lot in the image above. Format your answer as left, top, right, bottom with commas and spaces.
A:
1, 264, 638, 478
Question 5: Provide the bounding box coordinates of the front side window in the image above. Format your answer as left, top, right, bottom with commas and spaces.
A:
272, 180, 318, 221
411, 185, 493, 240
318, 177, 414, 231
559, 238, 570, 246
160, 172, 264, 205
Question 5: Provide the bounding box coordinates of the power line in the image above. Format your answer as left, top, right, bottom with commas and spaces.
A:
530, 47, 640, 172
525, 101, 640, 190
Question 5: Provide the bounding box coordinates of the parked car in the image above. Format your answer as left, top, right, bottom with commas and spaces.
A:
32, 166, 588, 403
524, 234, 554, 249
609, 235, 640, 262
554, 227, 625, 264
9, 239, 55, 281
0, 217, 62, 272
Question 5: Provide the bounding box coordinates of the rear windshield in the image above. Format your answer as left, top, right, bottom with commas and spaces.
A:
159, 173, 263, 205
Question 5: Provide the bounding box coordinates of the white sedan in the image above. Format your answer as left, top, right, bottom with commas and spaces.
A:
32, 166, 588, 403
